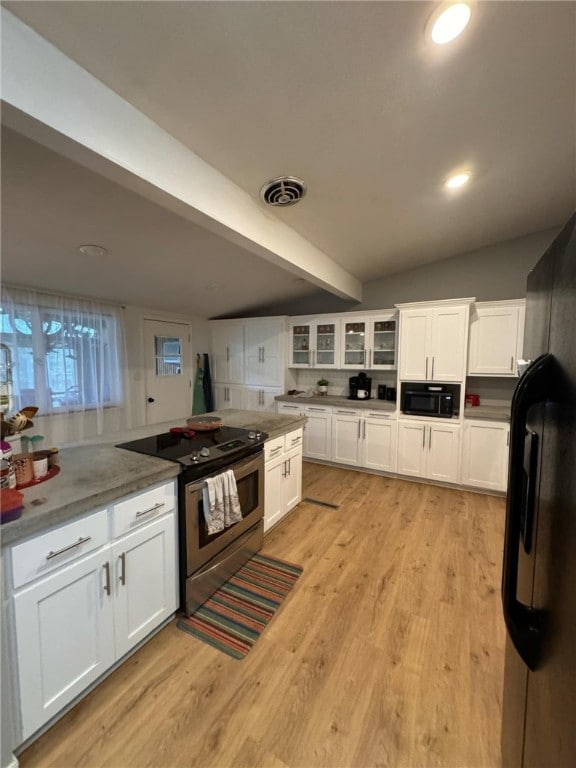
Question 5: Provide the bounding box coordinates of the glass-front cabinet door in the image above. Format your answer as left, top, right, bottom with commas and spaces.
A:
314, 321, 339, 368
289, 319, 340, 368
290, 322, 312, 367
341, 320, 367, 368
368, 315, 397, 369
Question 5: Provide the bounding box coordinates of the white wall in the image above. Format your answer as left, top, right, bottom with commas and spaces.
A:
248, 227, 561, 317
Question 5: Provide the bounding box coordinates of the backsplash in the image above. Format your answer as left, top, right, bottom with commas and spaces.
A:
294, 369, 397, 397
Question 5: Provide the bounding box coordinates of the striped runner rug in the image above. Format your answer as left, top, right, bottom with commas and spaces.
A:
177, 553, 303, 659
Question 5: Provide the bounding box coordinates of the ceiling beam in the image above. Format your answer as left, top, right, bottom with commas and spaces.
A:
1, 9, 362, 302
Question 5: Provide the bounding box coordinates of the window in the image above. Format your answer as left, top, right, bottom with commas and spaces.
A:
0, 289, 123, 414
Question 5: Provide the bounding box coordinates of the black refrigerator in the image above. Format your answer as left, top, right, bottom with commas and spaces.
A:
501, 213, 576, 767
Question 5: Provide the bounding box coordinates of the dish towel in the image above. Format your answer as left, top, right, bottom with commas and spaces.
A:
202, 470, 242, 535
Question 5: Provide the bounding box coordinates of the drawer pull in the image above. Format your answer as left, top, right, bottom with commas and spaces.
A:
308, 407, 327, 412
291, 436, 301, 444
46, 536, 92, 560
136, 502, 165, 518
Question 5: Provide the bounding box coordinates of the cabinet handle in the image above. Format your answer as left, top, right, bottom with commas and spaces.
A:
308, 407, 326, 412
507, 431, 510, 446
119, 552, 126, 586
429, 427, 432, 450
336, 409, 355, 414
357, 420, 361, 439
103, 561, 111, 596
226, 346, 230, 362
136, 501, 165, 518
511, 355, 514, 372
422, 426, 426, 449
270, 445, 282, 455
362, 420, 366, 439
46, 536, 92, 560
425, 357, 429, 379
431, 357, 435, 379
291, 436, 301, 445
282, 461, 287, 478
287, 458, 291, 476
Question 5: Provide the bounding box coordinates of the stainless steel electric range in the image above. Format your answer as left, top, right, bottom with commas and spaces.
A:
117, 426, 268, 615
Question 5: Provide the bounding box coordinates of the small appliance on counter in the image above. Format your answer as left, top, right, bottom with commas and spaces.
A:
377, 384, 387, 400
465, 393, 480, 407
349, 372, 372, 400
386, 387, 397, 402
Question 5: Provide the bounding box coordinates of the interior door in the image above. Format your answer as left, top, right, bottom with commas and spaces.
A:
144, 319, 192, 424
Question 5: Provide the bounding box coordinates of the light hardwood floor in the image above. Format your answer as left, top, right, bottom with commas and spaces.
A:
19, 463, 506, 768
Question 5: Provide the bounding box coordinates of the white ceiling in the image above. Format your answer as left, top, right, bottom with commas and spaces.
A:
2, 1, 575, 317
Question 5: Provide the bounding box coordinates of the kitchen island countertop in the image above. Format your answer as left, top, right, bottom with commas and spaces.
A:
2, 409, 305, 546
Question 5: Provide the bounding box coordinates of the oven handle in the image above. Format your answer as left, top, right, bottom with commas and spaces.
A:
185, 451, 263, 493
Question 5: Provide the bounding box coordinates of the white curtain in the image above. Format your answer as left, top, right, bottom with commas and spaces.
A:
0, 286, 131, 446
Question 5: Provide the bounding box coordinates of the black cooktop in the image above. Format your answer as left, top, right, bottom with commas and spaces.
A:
117, 426, 267, 470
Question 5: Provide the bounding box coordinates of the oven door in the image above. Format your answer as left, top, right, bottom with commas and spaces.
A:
184, 451, 264, 576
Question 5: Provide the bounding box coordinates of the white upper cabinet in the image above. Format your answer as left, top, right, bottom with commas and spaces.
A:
367, 315, 398, 370
468, 300, 526, 376
340, 314, 398, 370
289, 318, 340, 369
340, 318, 369, 369
244, 318, 285, 386
211, 322, 244, 384
398, 300, 471, 382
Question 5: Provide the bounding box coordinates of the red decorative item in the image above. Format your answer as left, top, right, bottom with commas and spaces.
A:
15, 464, 60, 490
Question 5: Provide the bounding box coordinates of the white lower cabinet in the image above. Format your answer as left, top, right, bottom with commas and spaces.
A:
461, 419, 510, 491
362, 414, 398, 473
264, 430, 303, 532
13, 549, 116, 739
303, 405, 332, 460
397, 420, 461, 484
10, 481, 178, 742
332, 409, 398, 472
213, 383, 244, 410
332, 410, 362, 466
111, 515, 176, 658
244, 386, 282, 411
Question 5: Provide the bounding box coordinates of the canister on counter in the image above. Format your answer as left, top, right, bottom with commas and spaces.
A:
1, 440, 16, 489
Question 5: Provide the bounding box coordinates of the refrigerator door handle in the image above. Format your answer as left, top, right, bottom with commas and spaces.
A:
502, 352, 555, 670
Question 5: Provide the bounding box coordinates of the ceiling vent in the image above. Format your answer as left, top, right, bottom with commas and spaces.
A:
260, 176, 307, 207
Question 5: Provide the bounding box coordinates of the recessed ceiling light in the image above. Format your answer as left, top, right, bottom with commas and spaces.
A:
78, 244, 108, 257
429, 2, 472, 45
444, 172, 471, 189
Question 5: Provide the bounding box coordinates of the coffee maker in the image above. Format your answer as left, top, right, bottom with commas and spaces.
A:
349, 372, 372, 400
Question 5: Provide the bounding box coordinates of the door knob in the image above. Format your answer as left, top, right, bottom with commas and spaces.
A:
147, 397, 155, 403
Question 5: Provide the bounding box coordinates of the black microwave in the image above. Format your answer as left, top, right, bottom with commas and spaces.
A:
403, 389, 454, 418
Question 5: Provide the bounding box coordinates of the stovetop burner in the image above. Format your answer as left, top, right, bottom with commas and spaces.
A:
116, 426, 267, 471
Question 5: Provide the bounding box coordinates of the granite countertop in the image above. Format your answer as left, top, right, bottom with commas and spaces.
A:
463, 405, 511, 422
275, 394, 397, 412
2, 409, 306, 546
